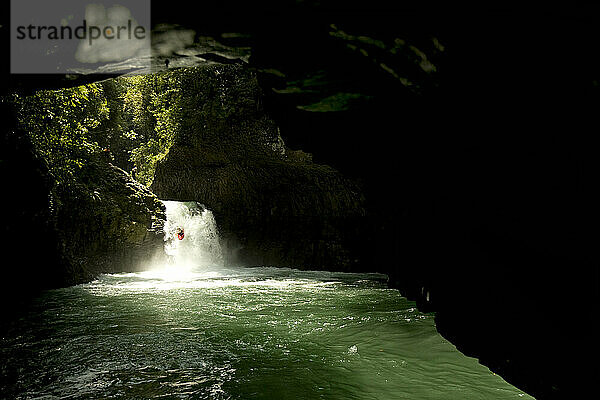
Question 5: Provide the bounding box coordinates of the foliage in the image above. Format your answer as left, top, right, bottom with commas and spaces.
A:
14, 69, 188, 188
120, 71, 184, 187
15, 84, 109, 185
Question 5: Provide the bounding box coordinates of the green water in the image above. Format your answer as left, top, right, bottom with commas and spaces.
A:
1, 266, 533, 399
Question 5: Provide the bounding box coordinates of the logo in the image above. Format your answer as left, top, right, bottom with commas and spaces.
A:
11, 0, 151, 74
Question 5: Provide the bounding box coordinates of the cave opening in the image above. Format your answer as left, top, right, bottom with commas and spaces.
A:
1, 3, 597, 399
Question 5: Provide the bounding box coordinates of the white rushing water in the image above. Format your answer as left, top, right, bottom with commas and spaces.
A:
0, 200, 534, 399
162, 201, 224, 270
1, 267, 534, 399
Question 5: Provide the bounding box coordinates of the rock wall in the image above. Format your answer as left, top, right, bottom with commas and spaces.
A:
52, 159, 166, 285
0, 102, 166, 303
3, 8, 597, 398
151, 65, 366, 270
0, 104, 64, 303
247, 12, 599, 399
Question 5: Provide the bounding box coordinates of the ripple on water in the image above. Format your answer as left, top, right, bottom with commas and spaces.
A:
0, 266, 534, 399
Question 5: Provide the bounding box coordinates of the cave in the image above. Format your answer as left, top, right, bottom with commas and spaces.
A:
0, 2, 597, 399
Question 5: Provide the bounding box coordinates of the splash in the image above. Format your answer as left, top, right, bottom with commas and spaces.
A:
161, 201, 224, 271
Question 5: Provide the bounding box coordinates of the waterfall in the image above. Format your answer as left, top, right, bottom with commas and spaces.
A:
162, 201, 224, 269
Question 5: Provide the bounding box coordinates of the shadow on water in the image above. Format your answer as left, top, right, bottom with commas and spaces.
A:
1, 267, 534, 399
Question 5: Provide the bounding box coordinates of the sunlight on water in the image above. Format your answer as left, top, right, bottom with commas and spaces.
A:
162, 201, 224, 270
0, 202, 534, 399
91, 267, 366, 292
1, 267, 534, 400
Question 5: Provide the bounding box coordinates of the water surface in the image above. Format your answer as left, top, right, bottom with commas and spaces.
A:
1, 266, 532, 399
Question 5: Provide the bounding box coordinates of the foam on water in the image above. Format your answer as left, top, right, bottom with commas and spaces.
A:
1, 268, 534, 399
0, 201, 535, 399
162, 201, 224, 270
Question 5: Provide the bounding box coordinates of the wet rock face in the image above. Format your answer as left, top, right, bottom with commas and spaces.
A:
244, 12, 599, 400
168, 65, 285, 161
53, 160, 166, 285
0, 105, 64, 302
0, 108, 166, 295
3, 4, 597, 397
151, 65, 366, 270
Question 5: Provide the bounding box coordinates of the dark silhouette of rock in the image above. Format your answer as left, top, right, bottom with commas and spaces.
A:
1, 2, 598, 398
151, 65, 366, 270
196, 52, 245, 64
0, 103, 166, 305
